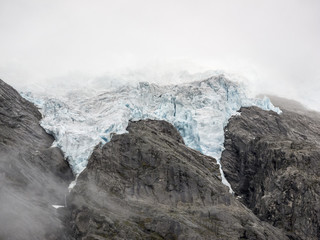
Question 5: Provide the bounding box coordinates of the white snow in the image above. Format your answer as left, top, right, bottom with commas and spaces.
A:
68, 177, 78, 191
52, 205, 64, 209
22, 73, 281, 192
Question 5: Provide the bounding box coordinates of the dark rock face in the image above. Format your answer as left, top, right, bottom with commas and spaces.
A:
221, 99, 320, 240
0, 79, 73, 240
68, 119, 288, 240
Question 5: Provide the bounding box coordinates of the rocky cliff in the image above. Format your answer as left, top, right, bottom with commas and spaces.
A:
2, 77, 319, 240
67, 119, 288, 240
221, 97, 320, 240
0, 79, 73, 240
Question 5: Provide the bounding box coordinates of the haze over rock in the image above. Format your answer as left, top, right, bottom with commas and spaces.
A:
0, 79, 73, 240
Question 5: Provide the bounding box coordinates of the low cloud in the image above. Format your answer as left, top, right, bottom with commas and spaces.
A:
0, 0, 319, 110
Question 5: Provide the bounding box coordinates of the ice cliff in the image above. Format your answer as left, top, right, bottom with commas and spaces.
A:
22, 74, 281, 189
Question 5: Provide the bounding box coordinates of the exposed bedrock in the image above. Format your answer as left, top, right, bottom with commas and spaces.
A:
67, 119, 288, 240
0, 79, 73, 240
221, 98, 320, 240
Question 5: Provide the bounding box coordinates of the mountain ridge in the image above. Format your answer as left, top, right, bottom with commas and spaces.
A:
65, 119, 288, 239
221, 101, 320, 240
1, 77, 319, 239
0, 79, 73, 240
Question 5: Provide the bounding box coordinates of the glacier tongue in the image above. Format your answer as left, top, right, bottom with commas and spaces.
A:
22, 74, 281, 191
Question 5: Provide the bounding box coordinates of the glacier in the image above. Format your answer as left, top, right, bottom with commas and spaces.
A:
22, 74, 281, 191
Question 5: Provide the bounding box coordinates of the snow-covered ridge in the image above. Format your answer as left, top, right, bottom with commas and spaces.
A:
22, 74, 281, 190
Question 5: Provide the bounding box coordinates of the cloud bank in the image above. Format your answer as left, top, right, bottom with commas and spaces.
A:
0, 0, 319, 110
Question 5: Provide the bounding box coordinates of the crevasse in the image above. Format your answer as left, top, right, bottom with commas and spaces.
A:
22, 74, 281, 191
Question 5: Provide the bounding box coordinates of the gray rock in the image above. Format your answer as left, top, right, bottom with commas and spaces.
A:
0, 79, 73, 240
221, 97, 320, 240
68, 119, 288, 240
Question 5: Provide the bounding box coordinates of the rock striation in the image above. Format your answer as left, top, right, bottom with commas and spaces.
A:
0, 79, 73, 240
221, 97, 320, 240
67, 119, 288, 240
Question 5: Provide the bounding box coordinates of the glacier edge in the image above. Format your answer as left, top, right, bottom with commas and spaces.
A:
21, 74, 281, 192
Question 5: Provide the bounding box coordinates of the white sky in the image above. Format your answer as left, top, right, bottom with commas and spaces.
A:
0, 0, 319, 110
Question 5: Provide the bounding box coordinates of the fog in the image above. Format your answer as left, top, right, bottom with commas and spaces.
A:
0, 151, 69, 239
0, 0, 319, 110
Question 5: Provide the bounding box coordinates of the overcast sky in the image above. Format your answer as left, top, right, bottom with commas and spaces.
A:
0, 0, 319, 110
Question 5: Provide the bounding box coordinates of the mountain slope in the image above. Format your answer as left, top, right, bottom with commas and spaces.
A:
66, 119, 288, 240
221, 98, 320, 240
0, 79, 73, 240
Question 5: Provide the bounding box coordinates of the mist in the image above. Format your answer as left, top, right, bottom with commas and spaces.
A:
0, 0, 319, 110
0, 151, 69, 239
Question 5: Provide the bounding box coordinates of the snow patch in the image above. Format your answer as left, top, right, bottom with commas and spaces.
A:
52, 205, 64, 209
